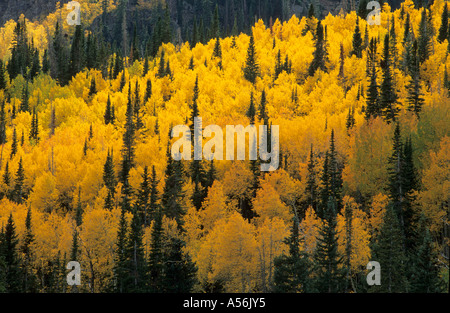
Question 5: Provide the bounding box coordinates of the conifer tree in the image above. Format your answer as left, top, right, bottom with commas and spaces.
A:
21, 207, 37, 292
305, 144, 318, 216
70, 24, 85, 78
113, 208, 128, 293
104, 94, 113, 125
243, 35, 259, 84
10, 127, 17, 160
13, 157, 26, 204
273, 215, 312, 292
137, 166, 151, 226
308, 21, 328, 76
379, 34, 398, 123
120, 83, 136, 184
162, 141, 185, 229
417, 8, 431, 64
0, 60, 6, 90
351, 19, 363, 58
89, 77, 97, 97
148, 207, 163, 292
125, 210, 147, 292
406, 40, 424, 118
2, 213, 22, 292
370, 204, 408, 292
313, 198, 345, 293
246, 91, 256, 124
258, 89, 268, 125
438, 2, 448, 43
20, 83, 29, 113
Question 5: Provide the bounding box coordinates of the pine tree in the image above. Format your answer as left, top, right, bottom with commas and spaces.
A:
212, 37, 222, 59
10, 127, 17, 160
370, 204, 408, 292
246, 91, 256, 124
113, 208, 128, 293
438, 2, 448, 43
258, 89, 268, 125
144, 79, 152, 104
20, 83, 29, 113
124, 210, 147, 292
162, 141, 185, 229
417, 8, 431, 64
137, 166, 151, 226
148, 206, 163, 292
0, 100, 6, 170
104, 94, 113, 125
365, 39, 380, 120
13, 157, 26, 204
379, 34, 398, 123
21, 207, 37, 292
0, 60, 7, 90
134, 80, 143, 130
308, 21, 328, 76
273, 216, 312, 292
406, 40, 424, 118
120, 83, 136, 184
148, 165, 159, 225
103, 148, 116, 210
2, 213, 23, 292
243, 35, 259, 84
305, 144, 318, 216
409, 215, 444, 292
70, 24, 85, 78
211, 4, 220, 39
351, 18, 363, 58
313, 198, 345, 293
89, 77, 97, 97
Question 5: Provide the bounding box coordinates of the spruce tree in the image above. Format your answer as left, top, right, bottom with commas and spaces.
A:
258, 89, 268, 125
243, 35, 259, 84
162, 141, 185, 229
313, 198, 345, 293
124, 210, 147, 292
21, 207, 37, 292
406, 40, 424, 118
379, 34, 398, 123
113, 208, 128, 293
10, 127, 17, 159
13, 157, 26, 204
246, 91, 256, 124
417, 8, 431, 64
351, 19, 363, 58
137, 166, 151, 226
305, 144, 318, 216
308, 21, 328, 76
273, 216, 312, 292
104, 94, 113, 125
370, 204, 408, 292
0, 60, 7, 90
148, 207, 163, 292
437, 2, 448, 43
2, 213, 23, 292
120, 83, 135, 184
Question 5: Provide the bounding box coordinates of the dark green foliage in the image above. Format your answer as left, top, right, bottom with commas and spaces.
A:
246, 91, 256, 124
162, 142, 185, 229
379, 34, 398, 123
21, 207, 37, 292
243, 35, 259, 84
104, 94, 114, 125
120, 83, 136, 184
351, 19, 363, 58
0, 60, 7, 90
437, 3, 448, 43
369, 204, 408, 292
313, 198, 345, 293
406, 40, 424, 118
13, 157, 26, 204
308, 21, 328, 76
1, 214, 23, 292
417, 8, 431, 64
273, 216, 312, 292
10, 127, 17, 160
258, 89, 268, 125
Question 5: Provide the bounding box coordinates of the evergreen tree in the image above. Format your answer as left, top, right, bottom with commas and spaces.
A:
21, 207, 37, 292
10, 127, 17, 160
258, 89, 268, 124
124, 210, 147, 292
351, 19, 363, 58
370, 204, 408, 292
305, 144, 318, 216
148, 207, 163, 292
212, 37, 222, 59
0, 60, 6, 90
70, 24, 85, 78
13, 157, 26, 204
120, 83, 136, 184
104, 94, 113, 125
406, 40, 424, 118
20, 83, 29, 113
313, 198, 345, 293
438, 2, 448, 43
409, 215, 444, 292
379, 34, 398, 123
243, 35, 259, 84
2, 213, 23, 292
308, 21, 328, 76
273, 215, 312, 292
89, 77, 97, 97
417, 8, 431, 64
144, 79, 152, 104
148, 165, 159, 225
246, 91, 256, 124
137, 166, 151, 226
113, 208, 128, 292
162, 141, 185, 229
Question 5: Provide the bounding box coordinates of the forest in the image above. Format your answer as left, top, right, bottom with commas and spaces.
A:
0, 0, 448, 293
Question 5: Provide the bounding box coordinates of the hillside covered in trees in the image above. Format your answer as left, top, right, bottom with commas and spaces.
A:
0, 0, 448, 293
